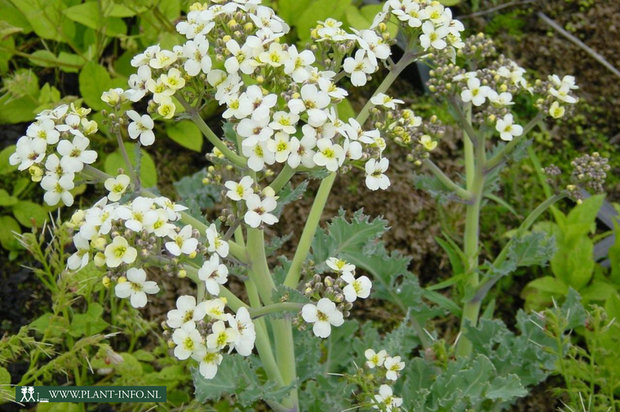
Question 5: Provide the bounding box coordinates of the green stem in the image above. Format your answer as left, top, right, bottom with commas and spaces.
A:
250, 302, 303, 318
177, 97, 246, 167
284, 172, 336, 288
114, 129, 140, 187
423, 158, 471, 200
270, 164, 295, 193
246, 228, 275, 304
356, 52, 417, 125
272, 319, 299, 408
456, 103, 485, 358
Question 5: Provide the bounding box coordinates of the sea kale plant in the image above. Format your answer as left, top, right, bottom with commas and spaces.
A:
8, 0, 595, 410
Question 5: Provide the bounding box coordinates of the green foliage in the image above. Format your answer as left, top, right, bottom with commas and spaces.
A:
0, 0, 180, 123
104, 142, 158, 188
173, 168, 221, 220
166, 120, 203, 152
522, 195, 620, 311
192, 356, 294, 407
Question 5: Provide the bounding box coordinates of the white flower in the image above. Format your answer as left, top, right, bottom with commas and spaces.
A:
117, 197, 153, 232
370, 93, 404, 109
355, 29, 391, 62
114, 267, 159, 308
495, 113, 523, 142
343, 50, 375, 87
223, 92, 253, 120
270, 111, 299, 135
365, 158, 390, 191
549, 101, 565, 119
326, 257, 355, 276
57, 134, 97, 173
10, 137, 47, 171
167, 295, 208, 329
198, 254, 229, 296
460, 77, 492, 107
313, 138, 344, 172
224, 37, 261, 75
267, 132, 297, 164
183, 35, 212, 76
165, 225, 198, 256
420, 135, 437, 151
489, 91, 513, 106
341, 272, 372, 302
288, 84, 330, 126
229, 307, 256, 356
373, 384, 403, 411
41, 174, 75, 206
104, 174, 131, 202
258, 41, 288, 68
101, 88, 125, 106
287, 134, 316, 169
420, 21, 449, 50
206, 223, 229, 258
206, 320, 239, 350
301, 298, 344, 338
365, 349, 387, 369
242, 140, 275, 171
143, 209, 175, 237
127, 110, 155, 146
67, 233, 90, 271
225, 175, 254, 201
172, 322, 203, 360
26, 119, 59, 144
192, 347, 223, 379
244, 193, 278, 228
204, 298, 228, 320
384, 356, 405, 381
284, 45, 315, 83
104, 236, 137, 268
149, 50, 177, 69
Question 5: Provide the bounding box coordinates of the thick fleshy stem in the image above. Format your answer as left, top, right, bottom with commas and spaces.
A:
456, 103, 485, 357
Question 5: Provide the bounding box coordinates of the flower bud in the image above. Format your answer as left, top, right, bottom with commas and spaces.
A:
94, 252, 106, 267
102, 276, 111, 288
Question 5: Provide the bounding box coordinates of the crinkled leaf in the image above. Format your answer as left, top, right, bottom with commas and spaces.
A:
173, 168, 220, 221
273, 181, 307, 217
192, 355, 293, 407
311, 209, 423, 314
299, 375, 355, 412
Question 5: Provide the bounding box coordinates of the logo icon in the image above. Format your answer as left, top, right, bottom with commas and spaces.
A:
19, 387, 36, 403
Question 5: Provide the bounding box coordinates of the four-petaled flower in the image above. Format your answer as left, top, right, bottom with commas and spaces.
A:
301, 298, 344, 338
114, 267, 160, 308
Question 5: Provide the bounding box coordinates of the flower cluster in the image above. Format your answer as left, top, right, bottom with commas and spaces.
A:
9, 103, 98, 207
383, 0, 464, 53
111, 0, 395, 192
224, 177, 278, 228
166, 296, 256, 379
426, 33, 579, 144
364, 348, 405, 411
300, 257, 372, 338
